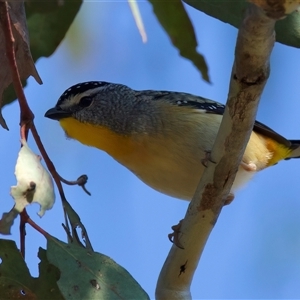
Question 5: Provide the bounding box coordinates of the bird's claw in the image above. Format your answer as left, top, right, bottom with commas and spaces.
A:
201, 150, 216, 167
224, 193, 235, 205
168, 219, 184, 249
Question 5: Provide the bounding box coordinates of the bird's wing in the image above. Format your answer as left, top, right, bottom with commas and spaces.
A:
142, 90, 293, 148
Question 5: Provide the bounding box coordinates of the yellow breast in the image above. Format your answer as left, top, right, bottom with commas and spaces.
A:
59, 118, 135, 159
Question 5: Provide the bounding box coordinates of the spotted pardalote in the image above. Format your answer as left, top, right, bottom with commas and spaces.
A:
45, 81, 300, 201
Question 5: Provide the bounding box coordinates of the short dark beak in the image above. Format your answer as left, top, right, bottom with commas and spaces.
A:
44, 107, 72, 120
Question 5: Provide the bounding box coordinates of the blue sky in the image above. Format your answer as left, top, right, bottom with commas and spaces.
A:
1, 2, 300, 298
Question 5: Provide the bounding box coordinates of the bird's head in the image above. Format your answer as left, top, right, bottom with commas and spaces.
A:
44, 81, 143, 134
44, 81, 163, 153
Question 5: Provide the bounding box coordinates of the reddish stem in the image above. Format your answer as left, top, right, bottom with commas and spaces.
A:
30, 124, 66, 200
20, 124, 29, 141
20, 209, 50, 238
0, 1, 90, 252
19, 211, 26, 258
0, 2, 64, 255
0, 2, 34, 256
30, 124, 69, 229
0, 2, 34, 126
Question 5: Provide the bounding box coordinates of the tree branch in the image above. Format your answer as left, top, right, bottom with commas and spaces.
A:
156, 1, 298, 299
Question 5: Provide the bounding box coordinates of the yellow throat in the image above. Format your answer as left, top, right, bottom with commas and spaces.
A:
59, 118, 135, 159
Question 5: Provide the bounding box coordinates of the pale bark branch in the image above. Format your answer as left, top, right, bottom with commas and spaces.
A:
156, 1, 299, 299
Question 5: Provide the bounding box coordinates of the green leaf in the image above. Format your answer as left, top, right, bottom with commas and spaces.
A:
47, 236, 150, 300
26, 0, 82, 60
183, 0, 300, 48
149, 0, 210, 82
35, 248, 65, 300
0, 239, 64, 299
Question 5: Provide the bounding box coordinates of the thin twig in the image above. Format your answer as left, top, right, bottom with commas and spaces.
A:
20, 124, 29, 141
60, 174, 91, 196
62, 223, 73, 242
19, 210, 26, 258
0, 2, 34, 256
20, 209, 50, 238
30, 123, 69, 226
30, 124, 66, 199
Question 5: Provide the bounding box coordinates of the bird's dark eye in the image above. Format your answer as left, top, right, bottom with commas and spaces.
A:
79, 96, 93, 108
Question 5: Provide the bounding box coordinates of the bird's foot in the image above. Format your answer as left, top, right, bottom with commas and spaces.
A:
201, 150, 216, 167
224, 193, 235, 205
241, 161, 257, 172
168, 219, 184, 249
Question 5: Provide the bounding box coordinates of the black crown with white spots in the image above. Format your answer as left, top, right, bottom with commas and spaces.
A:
57, 81, 110, 106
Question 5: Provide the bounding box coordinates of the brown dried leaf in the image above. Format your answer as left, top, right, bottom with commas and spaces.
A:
0, 1, 42, 130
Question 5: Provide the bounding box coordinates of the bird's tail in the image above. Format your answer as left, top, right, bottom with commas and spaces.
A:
286, 140, 300, 159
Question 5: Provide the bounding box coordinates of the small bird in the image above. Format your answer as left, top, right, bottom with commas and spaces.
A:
45, 81, 300, 201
